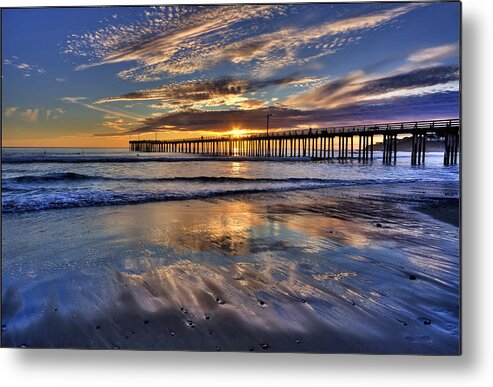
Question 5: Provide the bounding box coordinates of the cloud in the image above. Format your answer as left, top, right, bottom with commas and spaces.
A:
47, 108, 65, 120
62, 96, 87, 103
19, 108, 40, 123
95, 75, 322, 110
56, 77, 66, 82
93, 63, 459, 137
67, 4, 423, 81
3, 57, 46, 77
285, 65, 459, 110
5, 106, 66, 121
45, 109, 65, 119
62, 96, 144, 120
101, 117, 140, 132
67, 5, 284, 80
4, 106, 18, 117
357, 65, 459, 94
213, 3, 423, 76
408, 42, 459, 63
95, 91, 458, 137
236, 99, 268, 109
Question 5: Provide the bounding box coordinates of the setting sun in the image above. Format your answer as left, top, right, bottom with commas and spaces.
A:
228, 128, 249, 137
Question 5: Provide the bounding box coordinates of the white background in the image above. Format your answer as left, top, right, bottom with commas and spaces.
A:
1, 0, 491, 386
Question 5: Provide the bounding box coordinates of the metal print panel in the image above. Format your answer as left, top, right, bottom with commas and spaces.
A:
1, 2, 461, 354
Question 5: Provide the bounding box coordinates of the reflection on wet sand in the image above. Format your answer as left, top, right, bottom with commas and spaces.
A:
2, 182, 460, 353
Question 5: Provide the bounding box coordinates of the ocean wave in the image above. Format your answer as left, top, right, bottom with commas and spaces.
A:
6, 172, 93, 183
1, 178, 434, 213
5, 172, 352, 185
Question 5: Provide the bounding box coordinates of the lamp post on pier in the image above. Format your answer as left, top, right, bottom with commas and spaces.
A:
266, 113, 272, 157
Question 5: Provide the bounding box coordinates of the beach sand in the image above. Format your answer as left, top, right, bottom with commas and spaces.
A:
1, 181, 460, 353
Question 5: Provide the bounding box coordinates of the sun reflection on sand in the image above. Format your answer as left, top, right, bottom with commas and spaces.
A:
101, 199, 265, 257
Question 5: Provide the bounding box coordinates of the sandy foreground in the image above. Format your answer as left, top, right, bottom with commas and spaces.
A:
1, 181, 460, 354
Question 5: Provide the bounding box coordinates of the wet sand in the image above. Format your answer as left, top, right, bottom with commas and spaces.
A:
414, 198, 460, 227
1, 181, 460, 353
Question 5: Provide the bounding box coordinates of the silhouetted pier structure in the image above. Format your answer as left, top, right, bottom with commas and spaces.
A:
129, 119, 460, 165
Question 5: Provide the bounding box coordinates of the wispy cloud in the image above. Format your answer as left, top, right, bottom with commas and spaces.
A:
101, 117, 139, 132
4, 106, 18, 117
19, 108, 40, 123
67, 4, 423, 81
62, 96, 144, 120
408, 42, 459, 63
211, 3, 424, 77
3, 57, 46, 77
5, 106, 65, 122
285, 65, 459, 110
95, 75, 323, 110
45, 109, 66, 119
67, 5, 285, 81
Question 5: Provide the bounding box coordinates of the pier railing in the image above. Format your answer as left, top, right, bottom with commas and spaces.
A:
129, 118, 460, 165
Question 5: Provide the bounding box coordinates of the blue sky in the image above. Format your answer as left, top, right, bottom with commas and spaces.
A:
2, 2, 460, 147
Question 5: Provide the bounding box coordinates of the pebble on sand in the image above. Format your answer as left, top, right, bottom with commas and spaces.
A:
215, 297, 226, 305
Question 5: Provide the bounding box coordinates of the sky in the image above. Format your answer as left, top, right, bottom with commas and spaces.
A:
1, 2, 460, 148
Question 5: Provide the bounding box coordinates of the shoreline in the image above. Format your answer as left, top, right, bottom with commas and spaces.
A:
2, 181, 460, 353
2, 179, 459, 215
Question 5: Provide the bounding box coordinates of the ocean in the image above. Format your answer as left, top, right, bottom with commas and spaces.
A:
1, 147, 459, 213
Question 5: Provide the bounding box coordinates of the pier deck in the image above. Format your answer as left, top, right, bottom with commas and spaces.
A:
129, 118, 460, 165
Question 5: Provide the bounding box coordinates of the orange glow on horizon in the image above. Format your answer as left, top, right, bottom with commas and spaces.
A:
227, 128, 249, 137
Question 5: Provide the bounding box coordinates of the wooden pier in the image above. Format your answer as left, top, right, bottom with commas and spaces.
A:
129, 118, 460, 165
